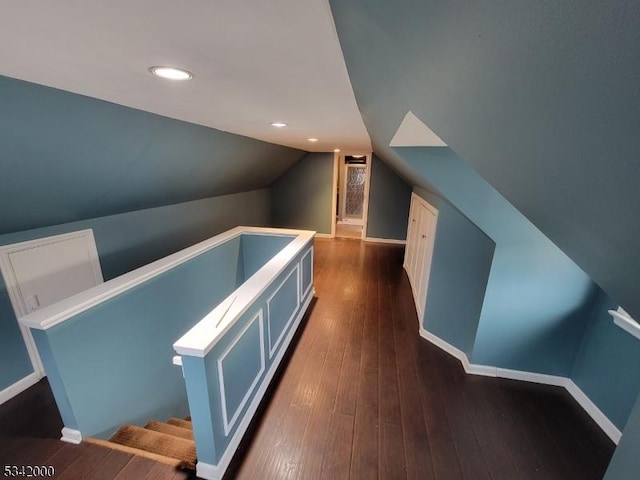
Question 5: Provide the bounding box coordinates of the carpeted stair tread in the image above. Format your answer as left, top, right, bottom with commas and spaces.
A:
109, 424, 196, 469
144, 420, 194, 440
167, 418, 193, 430
84, 437, 183, 467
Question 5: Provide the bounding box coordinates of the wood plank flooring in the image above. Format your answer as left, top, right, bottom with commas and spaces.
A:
0, 238, 615, 479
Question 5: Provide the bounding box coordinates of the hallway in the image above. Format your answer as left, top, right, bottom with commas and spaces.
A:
0, 238, 615, 479
231, 238, 614, 479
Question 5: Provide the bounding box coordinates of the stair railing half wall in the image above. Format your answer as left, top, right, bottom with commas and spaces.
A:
173, 229, 315, 480
19, 226, 315, 457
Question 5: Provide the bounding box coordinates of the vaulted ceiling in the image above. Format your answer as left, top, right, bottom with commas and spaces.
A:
1, 0, 638, 319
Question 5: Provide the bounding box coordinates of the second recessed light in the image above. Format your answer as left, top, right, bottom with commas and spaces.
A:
308, 138, 319, 142
149, 66, 193, 80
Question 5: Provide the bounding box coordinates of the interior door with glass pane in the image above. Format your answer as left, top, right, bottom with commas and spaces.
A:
342, 164, 366, 225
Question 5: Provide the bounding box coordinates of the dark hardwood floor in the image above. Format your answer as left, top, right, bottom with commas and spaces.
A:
0, 238, 614, 479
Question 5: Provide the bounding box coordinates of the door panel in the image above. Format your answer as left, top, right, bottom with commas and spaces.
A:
403, 195, 438, 323
0, 230, 103, 378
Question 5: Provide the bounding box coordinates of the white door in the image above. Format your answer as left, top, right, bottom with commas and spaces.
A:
416, 204, 437, 318
0, 230, 103, 376
403, 194, 438, 322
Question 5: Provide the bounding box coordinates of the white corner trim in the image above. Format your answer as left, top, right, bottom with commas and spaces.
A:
418, 327, 621, 444
195, 291, 314, 480
60, 427, 82, 444
565, 380, 622, 444
609, 308, 640, 340
364, 237, 407, 245
0, 371, 41, 405
196, 462, 220, 480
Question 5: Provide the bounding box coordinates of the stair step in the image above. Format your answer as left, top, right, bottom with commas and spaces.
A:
84, 437, 183, 467
108, 424, 196, 469
167, 418, 193, 430
144, 420, 193, 440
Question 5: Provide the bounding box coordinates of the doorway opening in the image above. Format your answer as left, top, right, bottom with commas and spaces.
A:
332, 153, 372, 239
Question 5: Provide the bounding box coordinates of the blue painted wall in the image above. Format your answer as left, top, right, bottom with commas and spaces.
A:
403, 147, 594, 376
366, 155, 411, 240
240, 234, 295, 280
571, 290, 640, 430
604, 393, 640, 480
0, 190, 270, 393
329, 0, 640, 319
271, 152, 334, 234
421, 197, 495, 359
0, 75, 305, 235
35, 237, 244, 438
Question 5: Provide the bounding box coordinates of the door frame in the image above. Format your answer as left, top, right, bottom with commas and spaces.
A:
0, 229, 103, 379
331, 151, 372, 239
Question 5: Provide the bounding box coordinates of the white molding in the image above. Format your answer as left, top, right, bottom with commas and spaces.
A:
496, 367, 566, 387
196, 462, 220, 480
330, 152, 339, 238
195, 291, 314, 480
267, 265, 301, 359
364, 237, 406, 245
609, 308, 640, 341
300, 248, 314, 299
217, 311, 265, 436
19, 227, 314, 332
466, 364, 497, 377
419, 327, 468, 366
418, 327, 622, 444
60, 427, 82, 444
0, 371, 40, 405
174, 228, 313, 356
315, 233, 333, 239
565, 380, 622, 444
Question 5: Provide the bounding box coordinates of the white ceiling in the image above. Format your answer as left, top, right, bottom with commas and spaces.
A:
0, 0, 371, 153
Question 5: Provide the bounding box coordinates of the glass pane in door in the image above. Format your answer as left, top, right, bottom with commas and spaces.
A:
345, 166, 366, 218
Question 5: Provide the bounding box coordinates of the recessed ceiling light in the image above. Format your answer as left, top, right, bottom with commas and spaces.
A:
308, 138, 319, 142
270, 122, 288, 128
334, 148, 341, 152
149, 66, 193, 80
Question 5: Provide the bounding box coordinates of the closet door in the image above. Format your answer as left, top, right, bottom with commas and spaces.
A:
416, 204, 437, 319
404, 198, 418, 284
403, 194, 438, 323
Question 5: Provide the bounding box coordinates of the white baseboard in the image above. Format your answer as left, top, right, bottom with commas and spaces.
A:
196, 462, 219, 480
565, 380, 622, 444
61, 427, 82, 444
365, 237, 406, 245
419, 327, 468, 365
496, 367, 567, 387
418, 327, 621, 444
314, 233, 333, 239
0, 371, 41, 405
